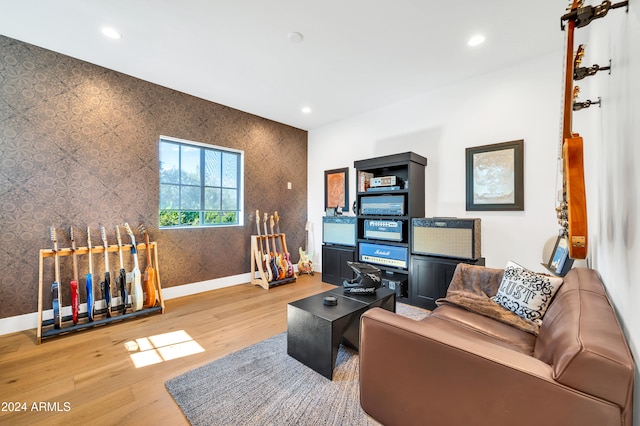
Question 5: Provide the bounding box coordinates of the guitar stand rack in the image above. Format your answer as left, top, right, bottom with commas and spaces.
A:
251, 234, 297, 289
37, 242, 164, 344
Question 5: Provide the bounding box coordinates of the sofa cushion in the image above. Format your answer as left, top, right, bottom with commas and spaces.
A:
430, 304, 536, 355
534, 268, 634, 410
492, 261, 563, 325
436, 263, 540, 335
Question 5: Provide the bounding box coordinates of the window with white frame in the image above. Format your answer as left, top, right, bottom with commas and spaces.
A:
159, 136, 243, 228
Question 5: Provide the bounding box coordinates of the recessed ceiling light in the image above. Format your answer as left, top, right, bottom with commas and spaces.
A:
302, 107, 312, 114
101, 27, 122, 40
288, 32, 304, 43
468, 34, 485, 47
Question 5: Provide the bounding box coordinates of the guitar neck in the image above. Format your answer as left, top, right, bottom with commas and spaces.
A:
69, 226, 79, 282
50, 227, 60, 283
562, 16, 577, 141
101, 227, 109, 272
87, 227, 93, 275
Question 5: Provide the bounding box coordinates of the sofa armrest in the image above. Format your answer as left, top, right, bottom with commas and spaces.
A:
359, 308, 624, 426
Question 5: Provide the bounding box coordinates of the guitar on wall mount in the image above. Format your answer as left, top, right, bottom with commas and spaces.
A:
138, 224, 157, 308
274, 211, 295, 278
68, 226, 80, 324
86, 227, 95, 322
115, 226, 128, 314
556, 0, 589, 260
50, 227, 62, 329
124, 223, 144, 311
100, 226, 112, 318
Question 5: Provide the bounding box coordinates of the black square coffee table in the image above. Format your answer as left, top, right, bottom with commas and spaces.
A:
287, 287, 395, 380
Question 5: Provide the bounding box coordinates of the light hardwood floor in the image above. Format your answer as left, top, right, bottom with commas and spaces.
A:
0, 274, 335, 425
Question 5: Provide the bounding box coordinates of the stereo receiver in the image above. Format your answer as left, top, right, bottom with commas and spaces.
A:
360, 195, 405, 216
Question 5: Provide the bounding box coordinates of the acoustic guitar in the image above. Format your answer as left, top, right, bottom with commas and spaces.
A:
557, 0, 588, 260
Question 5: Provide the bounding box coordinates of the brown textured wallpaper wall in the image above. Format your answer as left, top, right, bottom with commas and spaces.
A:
0, 36, 308, 319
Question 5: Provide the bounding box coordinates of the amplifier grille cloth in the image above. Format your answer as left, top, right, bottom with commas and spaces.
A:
413, 227, 473, 259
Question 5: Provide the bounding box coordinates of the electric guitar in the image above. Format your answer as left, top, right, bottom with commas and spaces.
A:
298, 221, 314, 275
100, 226, 112, 318
115, 226, 128, 314
263, 213, 280, 281
274, 211, 295, 278
86, 227, 94, 322
255, 210, 273, 282
270, 215, 286, 280
138, 224, 157, 308
68, 226, 80, 324
50, 227, 62, 329
124, 223, 143, 311
556, 0, 588, 260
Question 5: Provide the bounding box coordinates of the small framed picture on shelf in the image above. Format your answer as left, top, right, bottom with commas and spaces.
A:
324, 167, 349, 212
544, 235, 574, 276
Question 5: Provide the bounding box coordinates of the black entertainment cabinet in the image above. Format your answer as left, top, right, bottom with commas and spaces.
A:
354, 152, 427, 305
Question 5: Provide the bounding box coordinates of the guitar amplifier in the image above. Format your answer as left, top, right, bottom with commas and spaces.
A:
360, 195, 405, 215
364, 220, 403, 241
359, 242, 408, 269
412, 218, 481, 260
322, 216, 356, 247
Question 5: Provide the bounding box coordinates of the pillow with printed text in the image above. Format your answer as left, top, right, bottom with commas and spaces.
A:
492, 261, 563, 325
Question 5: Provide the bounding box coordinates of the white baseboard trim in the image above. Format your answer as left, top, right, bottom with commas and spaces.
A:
0, 273, 251, 337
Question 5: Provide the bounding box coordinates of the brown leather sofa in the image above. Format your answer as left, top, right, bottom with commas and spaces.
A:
359, 265, 634, 426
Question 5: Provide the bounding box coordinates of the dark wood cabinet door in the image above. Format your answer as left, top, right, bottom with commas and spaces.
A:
410, 256, 485, 310
322, 245, 356, 285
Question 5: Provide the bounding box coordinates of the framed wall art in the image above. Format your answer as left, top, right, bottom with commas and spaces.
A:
544, 234, 574, 276
465, 139, 524, 211
324, 167, 349, 213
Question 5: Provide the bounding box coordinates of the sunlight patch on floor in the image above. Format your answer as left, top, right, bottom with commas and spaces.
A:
125, 330, 204, 368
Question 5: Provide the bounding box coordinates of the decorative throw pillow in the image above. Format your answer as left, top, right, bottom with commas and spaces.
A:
492, 261, 563, 325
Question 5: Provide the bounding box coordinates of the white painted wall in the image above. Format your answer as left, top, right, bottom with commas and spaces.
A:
576, 6, 640, 424
308, 49, 565, 272
308, 9, 639, 421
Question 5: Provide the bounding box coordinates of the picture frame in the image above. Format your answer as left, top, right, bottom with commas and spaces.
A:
543, 235, 574, 276
466, 139, 524, 211
324, 167, 349, 213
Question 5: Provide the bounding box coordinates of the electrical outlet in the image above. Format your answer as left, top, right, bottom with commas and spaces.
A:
287, 182, 292, 190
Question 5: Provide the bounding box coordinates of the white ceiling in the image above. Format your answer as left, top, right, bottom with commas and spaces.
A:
0, 0, 564, 130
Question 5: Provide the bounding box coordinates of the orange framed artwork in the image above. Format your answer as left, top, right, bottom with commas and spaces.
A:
324, 167, 349, 213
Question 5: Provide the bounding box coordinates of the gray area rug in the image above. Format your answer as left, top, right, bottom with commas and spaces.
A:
165, 303, 429, 425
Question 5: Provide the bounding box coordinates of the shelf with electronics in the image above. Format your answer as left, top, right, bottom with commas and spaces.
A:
354, 152, 427, 305
354, 152, 486, 309
37, 226, 164, 344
